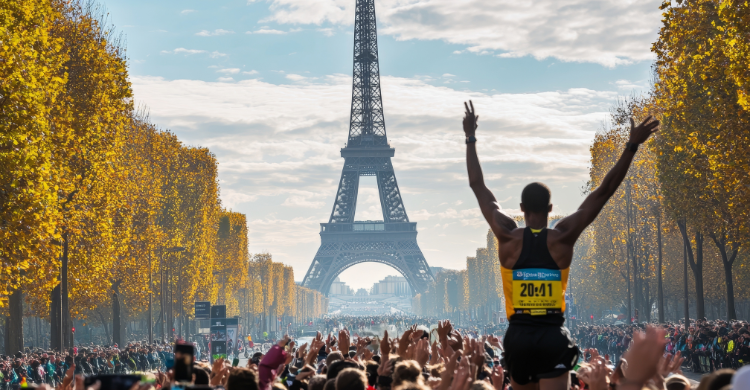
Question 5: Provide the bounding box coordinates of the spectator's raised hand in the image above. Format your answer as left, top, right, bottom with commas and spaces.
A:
621, 326, 668, 388
380, 330, 391, 357
430, 341, 440, 365
449, 356, 473, 390
338, 328, 351, 355
487, 335, 502, 351
61, 364, 75, 390
578, 358, 608, 390
277, 335, 291, 348
409, 325, 422, 343
490, 366, 504, 390
652, 351, 684, 389
398, 329, 413, 357
414, 339, 430, 367
377, 356, 393, 378
470, 339, 484, 368
296, 343, 308, 359
438, 350, 460, 390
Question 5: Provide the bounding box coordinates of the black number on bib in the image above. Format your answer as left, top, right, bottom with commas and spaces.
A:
520, 284, 527, 297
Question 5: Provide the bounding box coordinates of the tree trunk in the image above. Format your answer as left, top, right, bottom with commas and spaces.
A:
50, 284, 61, 351
96, 310, 111, 345
62, 233, 73, 349
624, 246, 632, 324
644, 281, 651, 322
6, 288, 24, 355
677, 221, 704, 319
113, 292, 121, 347
657, 213, 664, 323
683, 240, 690, 325
709, 232, 739, 320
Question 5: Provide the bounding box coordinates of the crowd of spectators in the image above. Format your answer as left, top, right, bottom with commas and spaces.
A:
3, 317, 750, 390
576, 319, 750, 373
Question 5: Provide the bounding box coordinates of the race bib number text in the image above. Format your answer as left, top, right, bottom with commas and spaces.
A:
512, 268, 562, 314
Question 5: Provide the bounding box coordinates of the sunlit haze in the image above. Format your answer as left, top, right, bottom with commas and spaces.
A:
101, 0, 657, 289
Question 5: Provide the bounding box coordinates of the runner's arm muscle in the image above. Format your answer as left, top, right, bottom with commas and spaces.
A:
464, 101, 516, 241
556, 116, 659, 244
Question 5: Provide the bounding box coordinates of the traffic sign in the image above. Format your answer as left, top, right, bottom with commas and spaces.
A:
195, 301, 211, 319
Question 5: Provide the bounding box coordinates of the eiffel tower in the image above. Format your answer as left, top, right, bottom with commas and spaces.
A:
301, 0, 434, 295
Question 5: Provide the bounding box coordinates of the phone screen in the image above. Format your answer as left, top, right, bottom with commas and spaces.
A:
83, 374, 141, 390
232, 358, 239, 367
174, 344, 195, 383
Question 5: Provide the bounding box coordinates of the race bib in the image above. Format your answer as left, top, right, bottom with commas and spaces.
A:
512, 268, 562, 315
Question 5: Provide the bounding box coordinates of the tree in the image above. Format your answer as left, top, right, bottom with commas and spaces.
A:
0, 0, 66, 353
653, 0, 748, 320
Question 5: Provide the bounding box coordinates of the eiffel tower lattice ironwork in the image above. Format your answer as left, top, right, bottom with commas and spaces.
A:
301, 0, 434, 295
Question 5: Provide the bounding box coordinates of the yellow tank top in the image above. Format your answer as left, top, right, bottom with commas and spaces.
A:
501, 227, 569, 322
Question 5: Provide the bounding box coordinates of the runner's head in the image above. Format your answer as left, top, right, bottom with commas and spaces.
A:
520, 182, 552, 217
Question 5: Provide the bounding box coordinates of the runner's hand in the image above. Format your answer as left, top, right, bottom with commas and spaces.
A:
463, 101, 479, 137
628, 115, 659, 145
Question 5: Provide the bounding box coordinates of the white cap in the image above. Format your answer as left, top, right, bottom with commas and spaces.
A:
732, 365, 750, 390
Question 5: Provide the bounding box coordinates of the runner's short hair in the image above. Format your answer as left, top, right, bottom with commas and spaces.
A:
521, 182, 551, 213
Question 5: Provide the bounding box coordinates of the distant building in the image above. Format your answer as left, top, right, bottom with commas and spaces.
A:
329, 277, 354, 295
355, 288, 369, 296
370, 275, 412, 297
430, 267, 446, 276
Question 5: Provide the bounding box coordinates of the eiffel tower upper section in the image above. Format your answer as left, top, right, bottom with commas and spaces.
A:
347, 0, 388, 149
326, 0, 409, 225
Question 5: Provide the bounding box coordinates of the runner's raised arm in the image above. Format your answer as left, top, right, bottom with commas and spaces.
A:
464, 100, 517, 243
554, 115, 659, 245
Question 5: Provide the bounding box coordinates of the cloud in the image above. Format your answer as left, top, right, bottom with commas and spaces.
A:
162, 48, 206, 55
180, 9, 195, 14
317, 28, 335, 36
243, 70, 259, 75
217, 77, 234, 82
613, 79, 647, 91
281, 190, 326, 208
217, 68, 241, 74
130, 73, 614, 279
285, 74, 306, 81
254, 0, 662, 67
246, 28, 288, 34
196, 29, 235, 36
161, 48, 227, 59
443, 73, 455, 77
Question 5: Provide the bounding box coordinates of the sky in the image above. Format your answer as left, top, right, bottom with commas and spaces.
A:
101, 0, 662, 291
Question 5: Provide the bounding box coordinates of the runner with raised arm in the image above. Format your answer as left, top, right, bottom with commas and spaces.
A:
462, 100, 659, 390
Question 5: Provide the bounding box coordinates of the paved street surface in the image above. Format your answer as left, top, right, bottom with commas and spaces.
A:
681, 371, 706, 386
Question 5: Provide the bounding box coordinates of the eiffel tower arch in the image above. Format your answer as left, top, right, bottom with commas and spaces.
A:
301, 0, 434, 295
